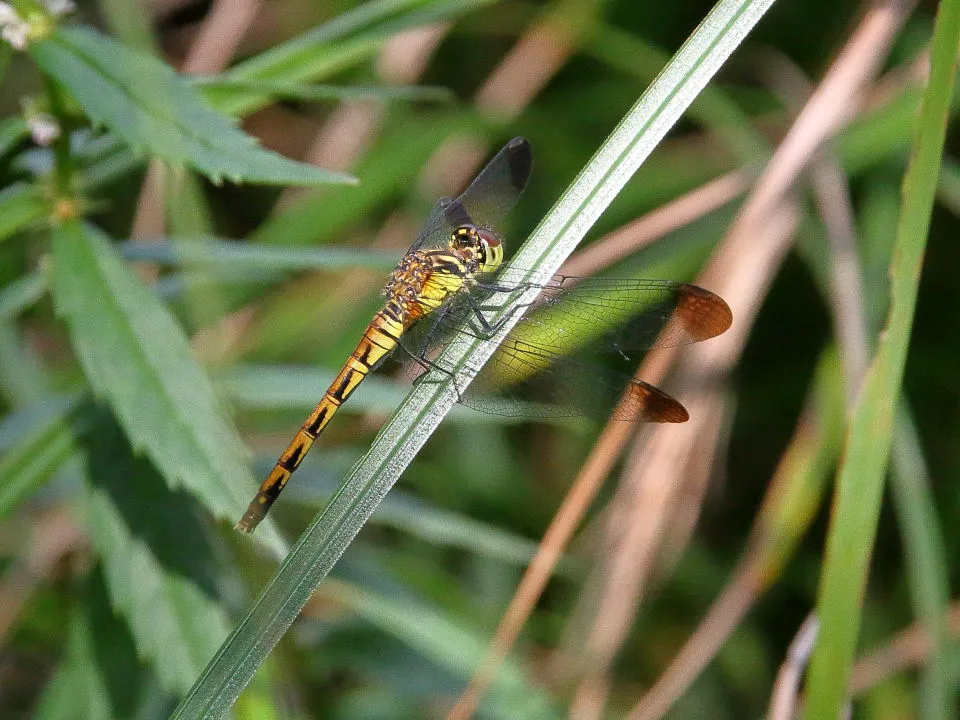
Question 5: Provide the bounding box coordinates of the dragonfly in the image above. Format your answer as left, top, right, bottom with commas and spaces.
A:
235, 137, 732, 533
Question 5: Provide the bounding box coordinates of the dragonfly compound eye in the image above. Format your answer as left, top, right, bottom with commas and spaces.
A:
474, 227, 503, 272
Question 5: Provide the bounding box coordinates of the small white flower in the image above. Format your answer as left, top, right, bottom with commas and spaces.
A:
27, 113, 60, 146
0, 3, 17, 23
1, 21, 26, 50
44, 0, 75, 16
0, 3, 28, 50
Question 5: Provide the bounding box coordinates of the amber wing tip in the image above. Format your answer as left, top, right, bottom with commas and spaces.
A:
654, 403, 690, 423
624, 379, 690, 423
675, 284, 733, 342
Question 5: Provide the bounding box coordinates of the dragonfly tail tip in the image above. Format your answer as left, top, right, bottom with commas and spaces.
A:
234, 513, 260, 534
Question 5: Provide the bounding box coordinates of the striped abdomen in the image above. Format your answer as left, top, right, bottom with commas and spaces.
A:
235, 308, 404, 533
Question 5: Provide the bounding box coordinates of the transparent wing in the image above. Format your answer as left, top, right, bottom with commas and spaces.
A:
448, 136, 532, 230
406, 196, 459, 253
397, 276, 732, 422
462, 343, 691, 423
416, 276, 731, 358
407, 137, 533, 253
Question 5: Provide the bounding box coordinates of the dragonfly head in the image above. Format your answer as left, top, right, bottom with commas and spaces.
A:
451, 224, 503, 274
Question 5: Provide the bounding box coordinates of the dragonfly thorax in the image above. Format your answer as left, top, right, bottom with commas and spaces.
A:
382, 224, 504, 327
382, 251, 463, 326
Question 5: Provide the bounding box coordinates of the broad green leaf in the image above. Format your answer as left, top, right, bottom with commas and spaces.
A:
43, 0, 496, 189
82, 413, 232, 695
29, 26, 357, 187
35, 571, 145, 720
0, 183, 48, 244
50, 220, 284, 554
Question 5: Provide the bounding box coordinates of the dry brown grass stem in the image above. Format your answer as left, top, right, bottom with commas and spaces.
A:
276, 23, 449, 212
810, 157, 871, 397
766, 614, 820, 720
850, 601, 960, 695
474, 0, 595, 124
180, 0, 264, 75
626, 347, 835, 720
559, 171, 750, 279
571, 389, 728, 720
653, 387, 729, 584
572, 198, 799, 720
757, 49, 871, 399
606, 3, 918, 718
699, 0, 919, 264
445, 418, 638, 720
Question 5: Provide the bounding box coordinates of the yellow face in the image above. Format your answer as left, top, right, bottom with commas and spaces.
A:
450, 224, 504, 275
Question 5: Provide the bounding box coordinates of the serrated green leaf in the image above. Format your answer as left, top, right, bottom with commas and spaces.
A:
35, 605, 116, 720
82, 413, 232, 696
49, 220, 282, 551
29, 26, 358, 187
35, 571, 145, 720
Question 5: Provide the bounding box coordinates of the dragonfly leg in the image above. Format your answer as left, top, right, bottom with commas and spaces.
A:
464, 292, 535, 335
405, 353, 472, 404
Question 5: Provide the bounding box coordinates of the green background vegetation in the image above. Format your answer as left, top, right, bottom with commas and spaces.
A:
0, 0, 957, 718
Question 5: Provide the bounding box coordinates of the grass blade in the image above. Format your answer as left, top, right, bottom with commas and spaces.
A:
117, 238, 398, 273
802, 0, 960, 716
170, 0, 779, 715
889, 405, 952, 719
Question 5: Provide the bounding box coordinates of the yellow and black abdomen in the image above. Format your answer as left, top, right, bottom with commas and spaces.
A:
235, 308, 404, 532
236, 251, 475, 533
